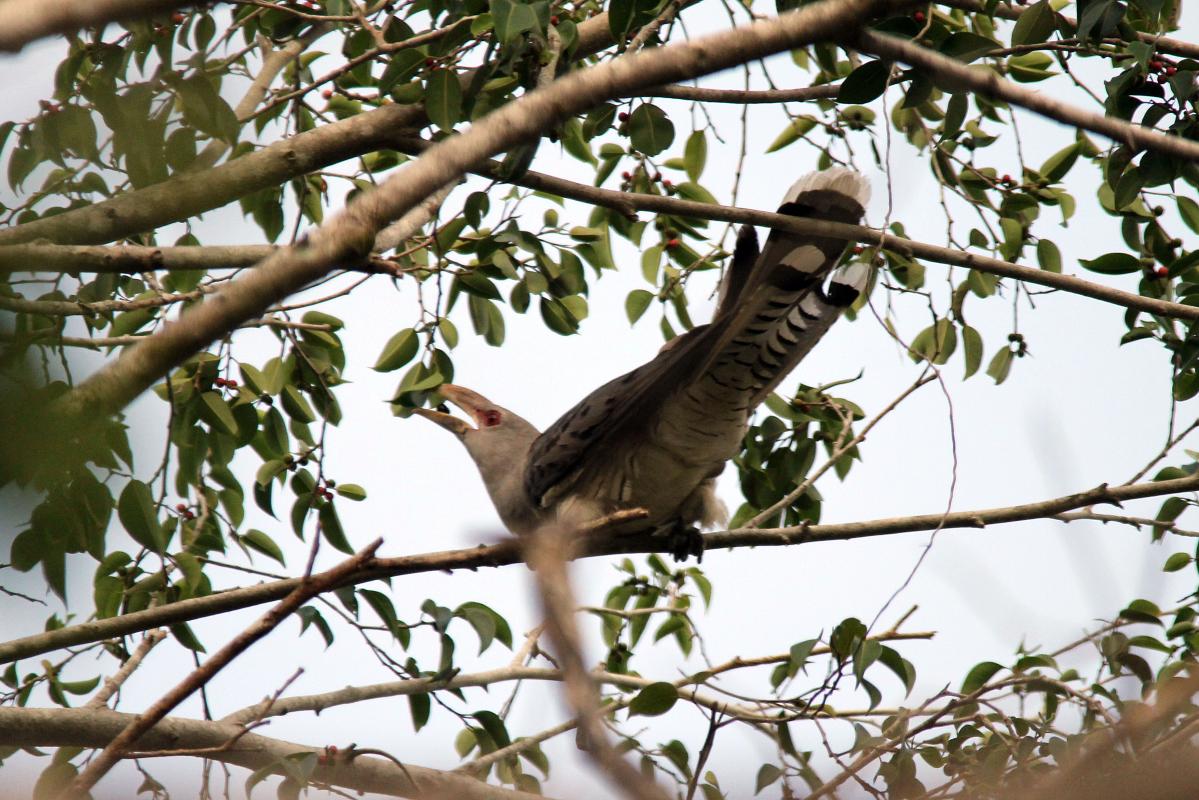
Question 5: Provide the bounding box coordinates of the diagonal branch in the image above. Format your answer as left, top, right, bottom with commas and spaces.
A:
857, 30, 1199, 164
394, 135, 1199, 323
2, 470, 1195, 666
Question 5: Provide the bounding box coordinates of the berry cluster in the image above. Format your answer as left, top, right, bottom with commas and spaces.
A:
213, 377, 239, 389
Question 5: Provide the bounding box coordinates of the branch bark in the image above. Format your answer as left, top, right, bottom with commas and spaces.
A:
2, 470, 1194, 666
394, 135, 1199, 323
858, 30, 1199, 164
0, 706, 543, 800
0, 0, 195, 53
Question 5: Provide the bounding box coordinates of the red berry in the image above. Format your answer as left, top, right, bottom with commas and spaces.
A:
227, 379, 239, 388
661, 179, 672, 188
550, 15, 559, 24
618, 111, 629, 121
666, 238, 680, 249
913, 10, 926, 22
171, 12, 185, 23
184, 510, 195, 520
1150, 60, 1164, 71
852, 245, 864, 255
425, 58, 436, 67
176, 503, 188, 512
621, 171, 631, 180
1166, 66, 1178, 76
653, 172, 662, 182
322, 88, 333, 99
1001, 174, 1013, 185
214, 377, 226, 387
1154, 265, 1170, 277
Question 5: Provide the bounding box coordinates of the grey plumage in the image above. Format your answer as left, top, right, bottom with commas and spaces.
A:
415, 168, 871, 555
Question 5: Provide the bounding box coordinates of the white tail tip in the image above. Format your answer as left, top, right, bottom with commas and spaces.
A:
783, 167, 871, 208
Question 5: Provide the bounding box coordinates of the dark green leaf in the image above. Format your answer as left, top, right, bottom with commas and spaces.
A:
118, 480, 164, 553
1079, 252, 1141, 275
628, 103, 674, 156
1010, 0, 1056, 46
628, 681, 678, 716
425, 69, 462, 132
837, 60, 891, 103
961, 661, 1004, 693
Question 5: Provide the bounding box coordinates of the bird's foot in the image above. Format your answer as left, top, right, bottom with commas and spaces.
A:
660, 524, 704, 563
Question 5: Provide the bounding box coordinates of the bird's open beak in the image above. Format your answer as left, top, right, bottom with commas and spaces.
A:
412, 384, 488, 436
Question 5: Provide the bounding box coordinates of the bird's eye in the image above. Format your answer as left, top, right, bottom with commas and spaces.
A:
481, 410, 503, 427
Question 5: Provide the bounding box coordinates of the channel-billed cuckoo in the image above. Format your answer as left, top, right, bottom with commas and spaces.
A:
415, 168, 871, 558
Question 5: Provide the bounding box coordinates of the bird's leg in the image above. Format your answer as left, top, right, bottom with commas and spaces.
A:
658, 519, 705, 563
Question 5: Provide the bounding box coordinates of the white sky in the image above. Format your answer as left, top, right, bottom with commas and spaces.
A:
2, 5, 1198, 798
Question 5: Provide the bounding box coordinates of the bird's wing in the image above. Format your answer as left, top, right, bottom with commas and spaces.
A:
524, 168, 870, 509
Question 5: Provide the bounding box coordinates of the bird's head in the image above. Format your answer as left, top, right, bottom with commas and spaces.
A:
414, 384, 540, 461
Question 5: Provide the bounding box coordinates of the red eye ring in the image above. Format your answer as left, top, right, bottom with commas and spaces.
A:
481, 410, 502, 427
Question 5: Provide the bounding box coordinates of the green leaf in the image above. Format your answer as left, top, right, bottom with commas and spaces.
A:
1010, 0, 1056, 46
335, 483, 367, 501
939, 32, 1001, 62
491, 0, 539, 43
1039, 142, 1081, 182
118, 480, 164, 553
961, 661, 1004, 693
625, 289, 654, 324
242, 528, 286, 566
199, 391, 239, 437
987, 346, 1012, 384
1163, 552, 1191, 572
962, 324, 984, 379
281, 385, 316, 423
755, 764, 782, 794
1178, 196, 1199, 234
425, 69, 462, 132
837, 60, 890, 103
409, 693, 431, 731
1079, 252, 1141, 275
684, 130, 707, 181
373, 328, 419, 372
628, 103, 674, 156
765, 115, 816, 153
1036, 239, 1062, 272
1007, 52, 1056, 82
318, 503, 354, 554
628, 681, 678, 716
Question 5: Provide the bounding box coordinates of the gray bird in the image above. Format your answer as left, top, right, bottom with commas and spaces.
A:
415, 168, 871, 558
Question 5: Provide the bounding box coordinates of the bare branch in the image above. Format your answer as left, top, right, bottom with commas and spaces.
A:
646, 82, 841, 103
84, 629, 167, 710
3, 470, 1191, 666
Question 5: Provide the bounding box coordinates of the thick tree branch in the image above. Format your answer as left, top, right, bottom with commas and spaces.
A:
2, 471, 1193, 666
394, 136, 1199, 323
646, 82, 841, 102
63, 540, 381, 798
933, 0, 1199, 59
0, 706, 543, 800
50, 0, 897, 423
858, 31, 1199, 164
0, 0, 195, 53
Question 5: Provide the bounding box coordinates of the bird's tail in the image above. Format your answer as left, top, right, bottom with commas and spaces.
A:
701, 168, 871, 402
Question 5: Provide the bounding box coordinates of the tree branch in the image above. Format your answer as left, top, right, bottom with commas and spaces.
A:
857, 30, 1199, 164
645, 82, 841, 102
0, 0, 195, 53
394, 135, 1199, 323
2, 471, 1193, 666
933, 0, 1199, 59
0, 706, 543, 800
